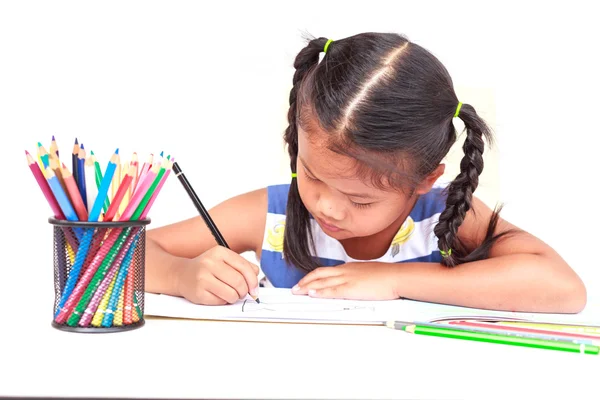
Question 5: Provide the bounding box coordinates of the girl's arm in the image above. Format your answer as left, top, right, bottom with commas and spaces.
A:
145, 188, 267, 304
295, 197, 587, 313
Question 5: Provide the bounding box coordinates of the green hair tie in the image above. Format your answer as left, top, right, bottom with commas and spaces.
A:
454, 102, 462, 118
323, 39, 333, 53
291, 173, 297, 178
440, 248, 452, 258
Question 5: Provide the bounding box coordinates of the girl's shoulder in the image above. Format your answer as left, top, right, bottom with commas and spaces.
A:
409, 180, 448, 223
265, 183, 291, 216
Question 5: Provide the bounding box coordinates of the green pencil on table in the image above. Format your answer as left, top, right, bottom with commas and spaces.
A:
386, 321, 600, 355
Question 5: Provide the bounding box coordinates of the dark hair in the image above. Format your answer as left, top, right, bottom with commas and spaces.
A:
283, 32, 511, 271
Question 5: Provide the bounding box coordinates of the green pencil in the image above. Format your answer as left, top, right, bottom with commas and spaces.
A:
91, 150, 110, 212
391, 322, 599, 355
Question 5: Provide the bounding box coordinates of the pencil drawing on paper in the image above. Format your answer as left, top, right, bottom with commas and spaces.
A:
241, 299, 375, 313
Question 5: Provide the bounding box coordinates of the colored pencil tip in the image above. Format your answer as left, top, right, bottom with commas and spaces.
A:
52, 135, 55, 140
25, 149, 30, 155
115, 148, 119, 154
75, 138, 78, 144
90, 150, 95, 155
81, 143, 85, 149
160, 151, 164, 157
37, 142, 42, 147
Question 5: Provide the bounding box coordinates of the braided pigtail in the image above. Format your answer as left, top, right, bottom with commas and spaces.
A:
434, 103, 511, 266
282, 37, 329, 272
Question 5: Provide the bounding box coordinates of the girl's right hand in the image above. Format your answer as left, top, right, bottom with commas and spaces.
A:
175, 246, 260, 305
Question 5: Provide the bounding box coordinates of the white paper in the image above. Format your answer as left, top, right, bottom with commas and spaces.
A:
144, 288, 600, 326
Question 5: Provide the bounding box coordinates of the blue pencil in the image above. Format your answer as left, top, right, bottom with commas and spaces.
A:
77, 144, 87, 209
89, 148, 119, 222
45, 166, 78, 222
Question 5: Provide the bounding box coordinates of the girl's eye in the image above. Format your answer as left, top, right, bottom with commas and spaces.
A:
350, 201, 372, 209
303, 168, 319, 182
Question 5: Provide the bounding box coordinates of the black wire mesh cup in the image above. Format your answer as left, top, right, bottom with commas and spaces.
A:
49, 217, 150, 333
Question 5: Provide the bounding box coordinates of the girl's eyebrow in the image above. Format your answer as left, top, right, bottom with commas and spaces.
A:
299, 156, 375, 199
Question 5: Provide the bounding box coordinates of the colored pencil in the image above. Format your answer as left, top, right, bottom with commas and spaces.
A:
48, 156, 69, 200
72, 138, 80, 188
77, 144, 87, 209
119, 163, 159, 221
129, 152, 138, 197
140, 159, 172, 219
89, 149, 119, 222
38, 143, 50, 170
449, 321, 600, 341
44, 166, 78, 222
26, 151, 65, 219
90, 150, 110, 212
50, 135, 59, 158
118, 163, 131, 216
110, 151, 121, 201
496, 322, 600, 335
131, 158, 168, 220
135, 153, 153, 192
60, 163, 88, 221
85, 156, 98, 213
172, 161, 260, 304
387, 322, 599, 355
104, 165, 134, 222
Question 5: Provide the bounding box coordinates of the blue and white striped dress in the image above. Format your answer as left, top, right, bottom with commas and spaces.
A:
258, 183, 448, 288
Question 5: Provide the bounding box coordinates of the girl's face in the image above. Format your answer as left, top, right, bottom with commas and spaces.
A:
296, 126, 443, 241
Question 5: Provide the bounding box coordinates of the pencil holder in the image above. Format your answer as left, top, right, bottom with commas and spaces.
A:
49, 217, 151, 333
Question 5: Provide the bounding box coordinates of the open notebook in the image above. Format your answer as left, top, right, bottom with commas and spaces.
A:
144, 288, 600, 326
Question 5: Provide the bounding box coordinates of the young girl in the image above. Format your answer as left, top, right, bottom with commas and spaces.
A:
146, 32, 586, 313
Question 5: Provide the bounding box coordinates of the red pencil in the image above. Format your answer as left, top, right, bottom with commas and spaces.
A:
25, 150, 65, 219
449, 320, 600, 341
104, 167, 134, 222
60, 162, 88, 221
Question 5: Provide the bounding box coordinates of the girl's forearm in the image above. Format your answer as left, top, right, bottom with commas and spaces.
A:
393, 254, 587, 313
144, 237, 186, 297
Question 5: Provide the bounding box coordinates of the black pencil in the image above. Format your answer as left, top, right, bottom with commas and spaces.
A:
172, 161, 259, 303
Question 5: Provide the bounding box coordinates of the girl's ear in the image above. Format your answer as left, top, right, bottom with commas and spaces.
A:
415, 164, 445, 195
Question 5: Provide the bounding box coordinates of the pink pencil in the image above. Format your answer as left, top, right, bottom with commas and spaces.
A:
140, 159, 173, 219
25, 150, 65, 219
118, 163, 159, 221
134, 153, 153, 193
104, 167, 134, 222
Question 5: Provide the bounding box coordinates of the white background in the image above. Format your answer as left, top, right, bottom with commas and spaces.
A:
0, 2, 599, 395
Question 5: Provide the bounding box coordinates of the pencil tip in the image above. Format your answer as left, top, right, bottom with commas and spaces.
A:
52, 135, 55, 140
75, 138, 78, 144
160, 151, 164, 157
25, 149, 30, 155
115, 148, 119, 154
90, 150, 95, 155
255, 298, 260, 304
37, 142, 42, 147
81, 143, 85, 149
